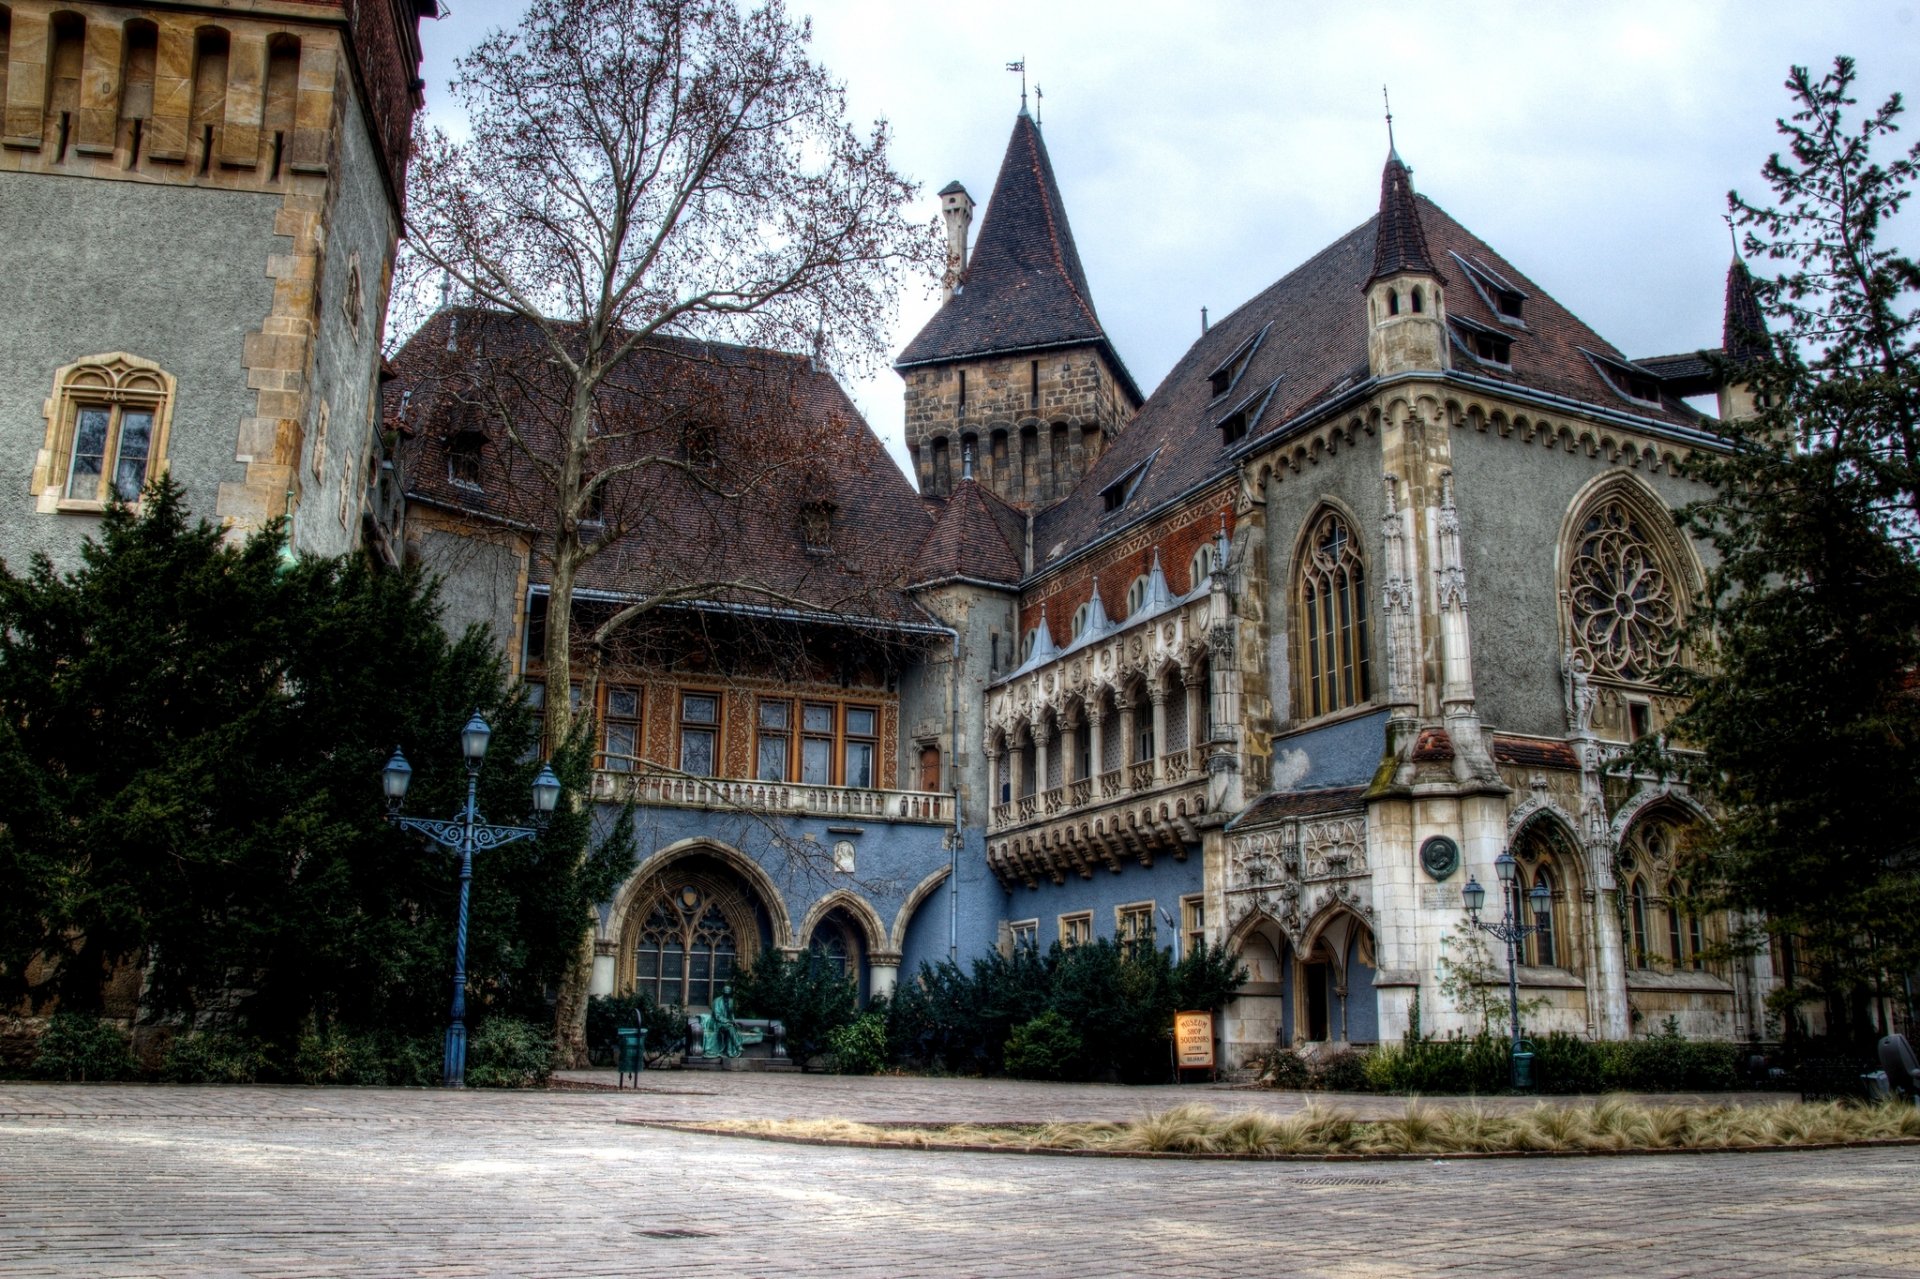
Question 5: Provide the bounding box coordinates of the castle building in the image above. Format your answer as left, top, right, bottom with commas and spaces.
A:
0, 0, 433, 571
394, 103, 1784, 1064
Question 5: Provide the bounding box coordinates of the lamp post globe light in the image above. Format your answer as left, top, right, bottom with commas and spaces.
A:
382, 715, 561, 1088
1462, 847, 1555, 1089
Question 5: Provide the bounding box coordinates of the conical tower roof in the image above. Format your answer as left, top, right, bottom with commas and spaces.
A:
1366, 149, 1438, 285
898, 114, 1138, 399
1723, 258, 1770, 365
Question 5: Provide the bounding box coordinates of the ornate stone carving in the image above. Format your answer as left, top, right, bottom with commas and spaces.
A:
1566, 497, 1682, 682
1225, 812, 1371, 946
1562, 645, 1598, 735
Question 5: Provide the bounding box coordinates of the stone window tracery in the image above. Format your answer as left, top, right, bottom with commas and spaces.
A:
36, 354, 176, 511
1566, 495, 1683, 683
632, 880, 743, 1009
1295, 508, 1371, 718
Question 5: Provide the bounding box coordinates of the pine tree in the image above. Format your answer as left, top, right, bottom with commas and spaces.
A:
1653, 58, 1920, 1045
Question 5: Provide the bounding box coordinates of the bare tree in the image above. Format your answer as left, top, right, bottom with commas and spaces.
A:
404, 0, 933, 744
397, 0, 935, 1062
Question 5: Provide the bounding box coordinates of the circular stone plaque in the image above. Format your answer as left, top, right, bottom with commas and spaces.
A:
1420, 835, 1460, 881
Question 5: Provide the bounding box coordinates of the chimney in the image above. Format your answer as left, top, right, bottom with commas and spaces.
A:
939, 181, 974, 302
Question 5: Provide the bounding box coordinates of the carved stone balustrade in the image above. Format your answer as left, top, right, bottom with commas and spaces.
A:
594, 770, 954, 825
986, 777, 1208, 890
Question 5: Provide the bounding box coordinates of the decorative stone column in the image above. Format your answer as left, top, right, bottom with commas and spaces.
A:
590, 939, 617, 997
1148, 684, 1169, 783
1117, 695, 1138, 790
868, 953, 902, 1001
1032, 717, 1054, 799
1087, 705, 1106, 785
1380, 473, 1418, 731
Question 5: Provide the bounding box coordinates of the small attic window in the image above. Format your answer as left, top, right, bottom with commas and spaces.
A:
1585, 351, 1664, 406
1206, 323, 1269, 399
681, 421, 718, 469
801, 501, 834, 554
447, 431, 484, 488
1099, 452, 1156, 514
1217, 380, 1278, 449
1453, 253, 1529, 326
1450, 317, 1513, 368
1070, 601, 1090, 638
1125, 574, 1151, 615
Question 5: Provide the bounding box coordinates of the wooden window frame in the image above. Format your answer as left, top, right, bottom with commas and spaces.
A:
36, 354, 176, 513
598, 684, 643, 773
752, 696, 882, 788
1058, 911, 1092, 949
677, 689, 722, 778
1008, 918, 1039, 954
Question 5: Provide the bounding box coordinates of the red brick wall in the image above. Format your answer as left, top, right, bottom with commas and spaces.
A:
1018, 485, 1235, 645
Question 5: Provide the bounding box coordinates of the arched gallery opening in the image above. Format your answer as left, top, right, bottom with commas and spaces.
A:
616, 850, 779, 1012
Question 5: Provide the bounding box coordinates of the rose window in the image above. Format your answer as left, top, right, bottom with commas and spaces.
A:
1567, 498, 1680, 681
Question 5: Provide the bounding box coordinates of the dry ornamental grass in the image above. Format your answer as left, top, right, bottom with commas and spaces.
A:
690, 1098, 1920, 1158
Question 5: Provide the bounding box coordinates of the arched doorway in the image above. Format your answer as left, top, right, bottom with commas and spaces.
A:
807, 907, 868, 1002
616, 852, 777, 1011
1228, 915, 1295, 1057
1300, 911, 1378, 1045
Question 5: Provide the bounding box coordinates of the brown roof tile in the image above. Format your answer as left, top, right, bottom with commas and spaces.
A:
912, 478, 1024, 586
1229, 786, 1369, 829
389, 309, 937, 628
1032, 188, 1719, 567
1490, 735, 1580, 770
1368, 150, 1437, 284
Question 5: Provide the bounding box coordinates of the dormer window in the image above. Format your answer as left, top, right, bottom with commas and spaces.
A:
681, 421, 718, 470
1070, 601, 1090, 638
1099, 452, 1157, 514
801, 501, 834, 554
1450, 317, 1513, 368
1452, 252, 1528, 325
1217, 380, 1278, 448
1125, 574, 1151, 616
447, 431, 484, 488
1584, 350, 1664, 406
1206, 323, 1269, 399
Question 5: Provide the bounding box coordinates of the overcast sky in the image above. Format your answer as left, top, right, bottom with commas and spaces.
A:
419, 2, 1920, 481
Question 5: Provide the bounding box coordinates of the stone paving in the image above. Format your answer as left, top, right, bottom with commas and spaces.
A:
1, 1079, 1915, 1277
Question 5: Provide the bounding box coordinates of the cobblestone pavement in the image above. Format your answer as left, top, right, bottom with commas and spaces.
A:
2, 1082, 1915, 1278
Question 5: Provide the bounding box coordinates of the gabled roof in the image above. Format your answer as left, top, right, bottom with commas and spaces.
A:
897, 114, 1140, 400
1032, 190, 1717, 567
912, 477, 1025, 587
1366, 150, 1438, 285
388, 308, 938, 629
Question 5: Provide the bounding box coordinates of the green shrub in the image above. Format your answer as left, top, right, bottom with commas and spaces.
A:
1531, 1031, 1605, 1094
162, 1031, 271, 1084
32, 1013, 136, 1082
734, 947, 858, 1068
1003, 1011, 1085, 1081
1311, 1048, 1374, 1092
1599, 1023, 1742, 1092
828, 1012, 890, 1075
1259, 1048, 1311, 1090
585, 992, 684, 1065
465, 1017, 553, 1088
292, 1028, 389, 1086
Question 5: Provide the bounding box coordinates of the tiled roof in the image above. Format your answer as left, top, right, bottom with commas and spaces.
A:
1367, 150, 1437, 284
1490, 735, 1580, 770
1723, 258, 1770, 365
912, 477, 1025, 586
1032, 186, 1717, 567
1229, 786, 1369, 829
898, 114, 1140, 400
389, 308, 938, 628
1411, 727, 1456, 762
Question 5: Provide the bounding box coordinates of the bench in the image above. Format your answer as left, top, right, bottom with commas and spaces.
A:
682, 1014, 789, 1067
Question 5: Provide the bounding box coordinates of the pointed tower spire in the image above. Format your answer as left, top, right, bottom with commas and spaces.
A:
1367, 149, 1437, 286
1722, 256, 1770, 367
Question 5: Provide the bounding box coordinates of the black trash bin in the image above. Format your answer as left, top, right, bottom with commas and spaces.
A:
615, 1027, 645, 1089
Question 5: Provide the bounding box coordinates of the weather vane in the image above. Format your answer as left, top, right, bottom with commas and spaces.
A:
1383, 84, 1396, 152
1034, 83, 1044, 126
1724, 212, 1741, 260
1007, 58, 1027, 113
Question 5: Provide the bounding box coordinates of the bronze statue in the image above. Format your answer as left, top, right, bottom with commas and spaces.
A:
702, 983, 744, 1059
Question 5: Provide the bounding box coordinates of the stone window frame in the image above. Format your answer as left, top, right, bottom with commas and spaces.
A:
1007, 918, 1039, 954
1179, 893, 1206, 957
35, 353, 177, 514
1115, 900, 1156, 958
1558, 473, 1700, 695
1058, 910, 1092, 949
1292, 504, 1373, 720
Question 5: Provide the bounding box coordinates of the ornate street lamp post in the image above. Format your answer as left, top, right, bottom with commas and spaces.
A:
1462, 850, 1553, 1089
382, 713, 562, 1088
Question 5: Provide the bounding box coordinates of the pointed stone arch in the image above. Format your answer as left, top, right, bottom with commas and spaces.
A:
890, 865, 952, 952
799, 889, 888, 955
608, 836, 795, 950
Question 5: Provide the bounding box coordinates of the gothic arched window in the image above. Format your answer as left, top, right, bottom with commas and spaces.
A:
633, 882, 741, 1009
1296, 509, 1371, 718
1566, 492, 1684, 683
37, 354, 176, 509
